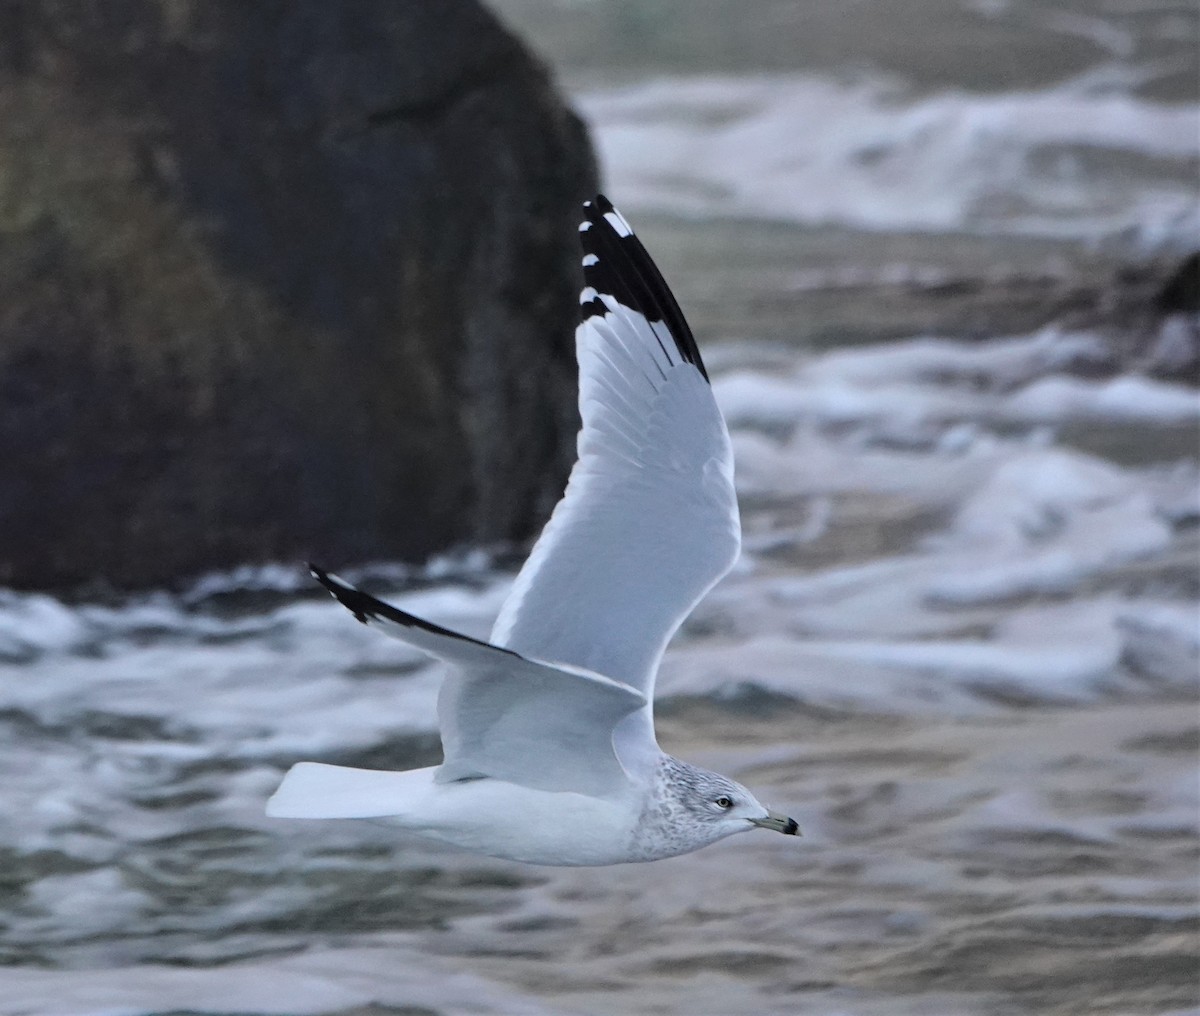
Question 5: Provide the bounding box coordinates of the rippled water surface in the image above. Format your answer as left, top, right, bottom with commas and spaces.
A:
3, 2, 1198, 1014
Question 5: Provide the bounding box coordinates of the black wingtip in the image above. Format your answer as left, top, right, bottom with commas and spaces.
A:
577, 194, 709, 383
308, 562, 371, 624
307, 562, 522, 654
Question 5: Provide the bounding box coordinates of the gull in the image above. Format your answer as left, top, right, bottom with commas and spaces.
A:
267, 195, 799, 865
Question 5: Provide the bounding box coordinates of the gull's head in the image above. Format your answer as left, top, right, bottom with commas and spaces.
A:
637, 757, 799, 859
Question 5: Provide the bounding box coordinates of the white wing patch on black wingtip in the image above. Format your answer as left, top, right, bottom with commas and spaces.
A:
578, 195, 709, 383
602, 209, 633, 237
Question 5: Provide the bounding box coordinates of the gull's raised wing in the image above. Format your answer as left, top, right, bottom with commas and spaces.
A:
489, 196, 740, 700
309, 567, 645, 797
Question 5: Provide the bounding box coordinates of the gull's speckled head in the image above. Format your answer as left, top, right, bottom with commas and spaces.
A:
630, 757, 800, 860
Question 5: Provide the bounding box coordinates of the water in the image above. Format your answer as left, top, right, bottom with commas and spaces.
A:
500, 0, 1198, 248
577, 74, 1196, 243
3, 1, 1198, 1013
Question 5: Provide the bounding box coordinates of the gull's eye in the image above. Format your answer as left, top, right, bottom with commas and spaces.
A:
714, 795, 733, 810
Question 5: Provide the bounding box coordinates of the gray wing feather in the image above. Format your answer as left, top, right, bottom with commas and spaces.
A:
311, 567, 645, 797
489, 199, 740, 699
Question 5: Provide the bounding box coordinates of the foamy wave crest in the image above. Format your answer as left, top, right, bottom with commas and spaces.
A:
578, 74, 1199, 244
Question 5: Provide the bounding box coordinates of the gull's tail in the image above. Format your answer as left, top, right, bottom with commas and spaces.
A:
267, 761, 416, 819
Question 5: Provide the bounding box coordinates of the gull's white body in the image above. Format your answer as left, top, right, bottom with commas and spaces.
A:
271, 763, 641, 866
268, 197, 799, 864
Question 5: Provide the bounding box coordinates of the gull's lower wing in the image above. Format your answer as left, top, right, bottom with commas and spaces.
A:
488, 196, 740, 699
310, 567, 645, 797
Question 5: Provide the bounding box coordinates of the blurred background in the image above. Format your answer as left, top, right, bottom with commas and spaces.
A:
1, 1, 1197, 1014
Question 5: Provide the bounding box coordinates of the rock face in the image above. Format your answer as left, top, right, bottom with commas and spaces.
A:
0, 0, 596, 591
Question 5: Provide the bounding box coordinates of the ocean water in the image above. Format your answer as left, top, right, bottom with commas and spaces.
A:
3, 1, 1198, 1013
577, 73, 1198, 244
502, 0, 1199, 250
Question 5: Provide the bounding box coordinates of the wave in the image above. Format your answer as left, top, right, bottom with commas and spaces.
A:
576, 74, 1199, 245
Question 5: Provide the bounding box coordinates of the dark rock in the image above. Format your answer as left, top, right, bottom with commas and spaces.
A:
0, 0, 596, 591
1157, 252, 1200, 315
1138, 252, 1200, 384
1052, 254, 1200, 386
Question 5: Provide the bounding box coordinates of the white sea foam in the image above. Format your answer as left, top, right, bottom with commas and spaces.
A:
1006, 375, 1200, 423
2, 942, 556, 1016
577, 74, 1199, 243
714, 331, 1199, 435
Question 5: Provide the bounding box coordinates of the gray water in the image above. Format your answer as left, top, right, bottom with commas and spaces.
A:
2, 2, 1198, 1014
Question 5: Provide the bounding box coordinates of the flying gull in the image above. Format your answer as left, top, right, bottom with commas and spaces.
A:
267, 195, 800, 865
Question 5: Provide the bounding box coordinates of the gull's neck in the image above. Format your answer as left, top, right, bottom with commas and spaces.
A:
625, 755, 716, 861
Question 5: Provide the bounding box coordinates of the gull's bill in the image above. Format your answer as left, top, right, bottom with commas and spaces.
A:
268, 196, 798, 865
751, 811, 802, 836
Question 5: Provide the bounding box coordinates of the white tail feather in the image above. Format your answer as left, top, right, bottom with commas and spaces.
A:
266, 762, 413, 819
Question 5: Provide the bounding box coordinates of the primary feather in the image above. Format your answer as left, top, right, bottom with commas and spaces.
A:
489, 196, 740, 703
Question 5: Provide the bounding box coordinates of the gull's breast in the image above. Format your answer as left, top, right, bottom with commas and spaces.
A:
395, 777, 645, 867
